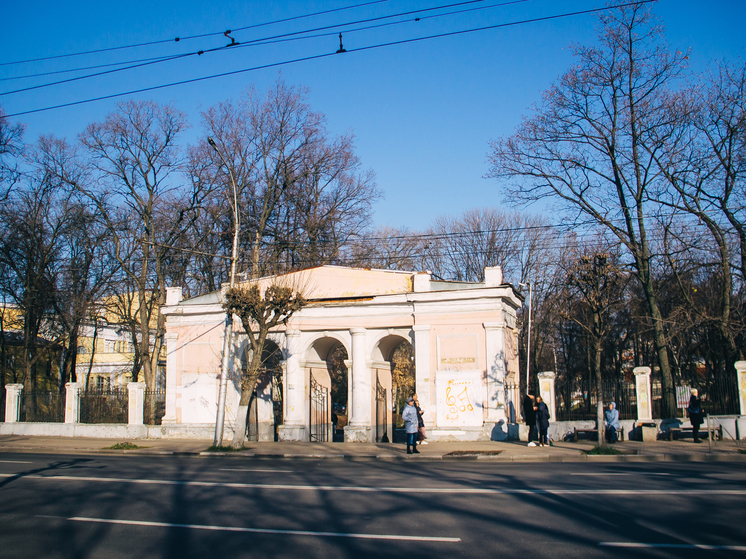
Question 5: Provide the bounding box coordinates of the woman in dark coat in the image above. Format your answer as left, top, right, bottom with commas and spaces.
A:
534, 396, 550, 447
688, 388, 704, 443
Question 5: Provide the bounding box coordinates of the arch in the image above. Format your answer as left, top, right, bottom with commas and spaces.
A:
370, 333, 413, 444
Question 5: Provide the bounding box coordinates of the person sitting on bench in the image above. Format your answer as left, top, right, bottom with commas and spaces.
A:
605, 402, 620, 443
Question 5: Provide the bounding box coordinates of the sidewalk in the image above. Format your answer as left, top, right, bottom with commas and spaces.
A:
1, 435, 744, 462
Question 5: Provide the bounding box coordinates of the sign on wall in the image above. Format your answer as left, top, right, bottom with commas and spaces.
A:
436, 369, 483, 427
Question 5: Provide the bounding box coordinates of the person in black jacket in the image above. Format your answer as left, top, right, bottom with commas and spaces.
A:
688, 388, 704, 443
523, 393, 537, 446
534, 396, 550, 447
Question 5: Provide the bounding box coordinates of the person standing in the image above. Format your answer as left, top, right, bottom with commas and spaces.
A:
413, 393, 427, 445
523, 393, 537, 446
687, 388, 704, 443
402, 397, 420, 454
605, 402, 620, 443
534, 395, 550, 447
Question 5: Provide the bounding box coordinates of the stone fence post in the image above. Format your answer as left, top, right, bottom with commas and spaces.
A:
736, 361, 746, 416
128, 382, 146, 426
537, 372, 556, 420
65, 382, 82, 424
633, 367, 653, 421
4, 384, 23, 423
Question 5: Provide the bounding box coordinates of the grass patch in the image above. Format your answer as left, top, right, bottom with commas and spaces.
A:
584, 445, 623, 455
106, 442, 143, 450
205, 444, 244, 452
738, 449, 746, 455
445, 450, 503, 456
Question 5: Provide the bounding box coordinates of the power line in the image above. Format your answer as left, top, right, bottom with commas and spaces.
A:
6, 2, 653, 118
1, 0, 507, 97
0, 0, 394, 67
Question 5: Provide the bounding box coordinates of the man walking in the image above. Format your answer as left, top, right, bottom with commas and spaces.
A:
403, 397, 420, 454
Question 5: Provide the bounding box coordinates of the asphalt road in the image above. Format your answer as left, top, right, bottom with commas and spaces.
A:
0, 453, 744, 558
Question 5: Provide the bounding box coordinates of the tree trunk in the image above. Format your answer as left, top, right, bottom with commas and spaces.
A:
232, 377, 258, 449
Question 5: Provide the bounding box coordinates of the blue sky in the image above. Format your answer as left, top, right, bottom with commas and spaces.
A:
2, 0, 745, 230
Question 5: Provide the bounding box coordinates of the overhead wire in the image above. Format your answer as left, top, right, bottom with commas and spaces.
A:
5, 1, 654, 118
0, 0, 394, 67
1, 0, 506, 96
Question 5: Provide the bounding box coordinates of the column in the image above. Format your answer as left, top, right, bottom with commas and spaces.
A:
161, 333, 178, 424
634, 366, 653, 421
128, 382, 146, 425
736, 361, 746, 416
4, 384, 23, 423
278, 329, 306, 441
65, 382, 82, 424
346, 328, 371, 442
537, 371, 556, 420
484, 322, 507, 422
413, 325, 432, 426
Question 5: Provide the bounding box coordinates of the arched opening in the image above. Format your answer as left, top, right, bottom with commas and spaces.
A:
306, 337, 349, 443
242, 339, 283, 442
372, 335, 413, 444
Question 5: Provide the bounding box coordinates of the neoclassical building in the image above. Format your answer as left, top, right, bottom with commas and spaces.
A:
161, 266, 521, 442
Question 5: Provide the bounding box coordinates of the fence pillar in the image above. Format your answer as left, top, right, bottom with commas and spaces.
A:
4, 384, 23, 423
736, 361, 746, 416
65, 382, 82, 424
128, 382, 146, 426
537, 372, 556, 420
634, 367, 653, 421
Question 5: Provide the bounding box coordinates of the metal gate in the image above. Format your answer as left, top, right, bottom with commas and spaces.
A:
375, 374, 388, 443
272, 372, 283, 442
245, 388, 259, 442
309, 373, 328, 442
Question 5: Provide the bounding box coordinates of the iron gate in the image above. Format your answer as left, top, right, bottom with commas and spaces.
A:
309, 373, 328, 442
375, 374, 388, 443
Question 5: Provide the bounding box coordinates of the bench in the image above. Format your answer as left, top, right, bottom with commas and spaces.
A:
573, 426, 624, 443
668, 425, 722, 441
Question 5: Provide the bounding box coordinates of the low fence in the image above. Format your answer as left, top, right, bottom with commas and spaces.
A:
80, 388, 128, 424
554, 379, 637, 421
20, 391, 65, 423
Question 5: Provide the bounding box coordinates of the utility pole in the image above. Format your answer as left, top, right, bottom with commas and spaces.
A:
208, 137, 240, 448
519, 281, 532, 393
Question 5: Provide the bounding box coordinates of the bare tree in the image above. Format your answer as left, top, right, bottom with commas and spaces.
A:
0, 106, 24, 199
561, 247, 627, 447
224, 282, 306, 448
73, 100, 205, 393
487, 2, 688, 416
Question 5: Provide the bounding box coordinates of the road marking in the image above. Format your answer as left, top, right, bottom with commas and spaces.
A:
219, 469, 293, 473
600, 542, 746, 551
2, 474, 745, 495
68, 516, 461, 542
0, 460, 33, 464
570, 473, 671, 476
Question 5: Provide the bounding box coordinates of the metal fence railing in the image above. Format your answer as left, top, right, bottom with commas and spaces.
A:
80, 388, 128, 424
555, 379, 637, 422
0, 392, 5, 422
19, 391, 64, 423
144, 389, 165, 425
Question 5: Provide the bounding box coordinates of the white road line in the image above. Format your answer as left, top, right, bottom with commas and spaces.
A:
2, 473, 745, 495
219, 469, 293, 473
0, 460, 33, 464
600, 542, 746, 551
68, 516, 461, 542
570, 473, 671, 476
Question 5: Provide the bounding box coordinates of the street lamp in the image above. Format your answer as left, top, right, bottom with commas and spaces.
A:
519, 281, 532, 394
208, 136, 241, 447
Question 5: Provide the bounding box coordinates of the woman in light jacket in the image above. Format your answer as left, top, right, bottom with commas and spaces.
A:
605, 402, 620, 443
402, 397, 420, 454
